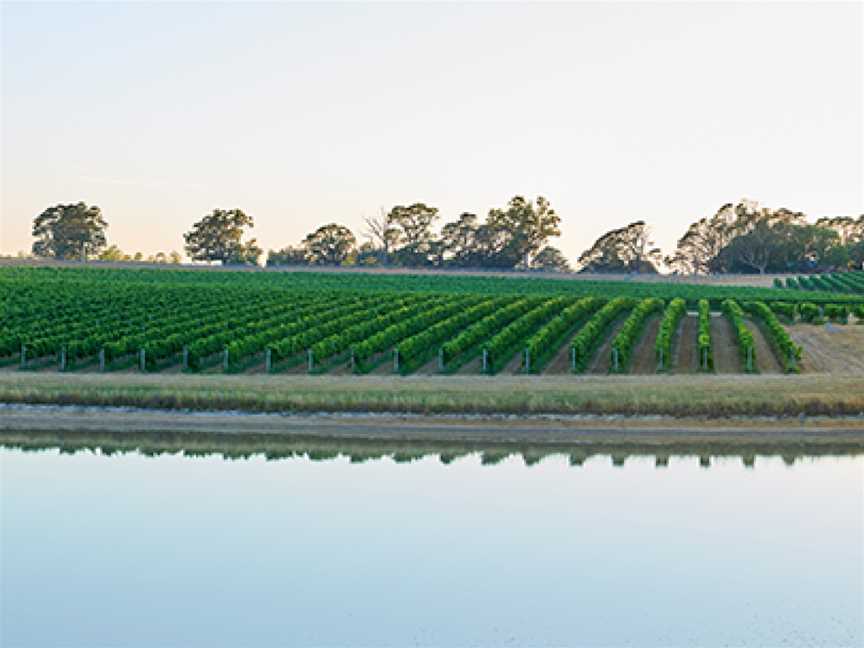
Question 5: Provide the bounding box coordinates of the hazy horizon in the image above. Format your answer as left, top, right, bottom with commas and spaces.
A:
2, 2, 862, 262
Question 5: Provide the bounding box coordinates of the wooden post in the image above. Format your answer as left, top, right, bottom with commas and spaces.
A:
59, 346, 67, 372
524, 349, 530, 373
307, 349, 313, 372
482, 349, 488, 373
182, 346, 189, 370
571, 347, 576, 372
701, 347, 708, 371
612, 347, 620, 372
746, 346, 753, 372
99, 348, 106, 372
223, 348, 229, 372
350, 350, 355, 371
265, 348, 272, 373
658, 347, 664, 371
438, 347, 444, 371
139, 348, 146, 372
393, 349, 399, 372
20, 344, 26, 369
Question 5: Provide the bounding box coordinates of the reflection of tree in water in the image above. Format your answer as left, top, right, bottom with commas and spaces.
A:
2, 430, 862, 469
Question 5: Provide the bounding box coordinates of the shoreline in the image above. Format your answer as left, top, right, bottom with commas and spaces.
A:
3, 403, 864, 447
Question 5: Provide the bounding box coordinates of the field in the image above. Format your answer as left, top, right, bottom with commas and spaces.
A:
1, 373, 863, 417
779, 269, 864, 294
3, 265, 863, 384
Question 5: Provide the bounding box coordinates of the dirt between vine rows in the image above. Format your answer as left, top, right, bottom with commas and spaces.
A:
709, 316, 740, 374
414, 354, 442, 375
785, 324, 864, 374
543, 327, 591, 374
588, 317, 630, 374
500, 350, 524, 375
747, 319, 782, 374
277, 357, 311, 375
455, 353, 483, 375
628, 316, 662, 375
672, 315, 699, 374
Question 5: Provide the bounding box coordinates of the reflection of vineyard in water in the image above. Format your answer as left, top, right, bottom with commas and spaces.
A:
2, 430, 861, 468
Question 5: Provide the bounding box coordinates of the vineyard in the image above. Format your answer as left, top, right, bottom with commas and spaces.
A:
2, 266, 863, 378
777, 270, 864, 295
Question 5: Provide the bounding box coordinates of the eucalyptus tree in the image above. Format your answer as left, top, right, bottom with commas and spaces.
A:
32, 202, 108, 260
183, 208, 261, 265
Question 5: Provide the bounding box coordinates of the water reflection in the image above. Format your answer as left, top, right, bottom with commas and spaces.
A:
2, 428, 861, 467
3, 432, 862, 648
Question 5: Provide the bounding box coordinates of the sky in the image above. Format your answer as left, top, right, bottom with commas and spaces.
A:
1, 2, 862, 263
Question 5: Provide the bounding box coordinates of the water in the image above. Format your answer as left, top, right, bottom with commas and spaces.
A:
2, 439, 862, 647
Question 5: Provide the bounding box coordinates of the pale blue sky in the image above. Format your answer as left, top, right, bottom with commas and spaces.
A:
1, 2, 862, 262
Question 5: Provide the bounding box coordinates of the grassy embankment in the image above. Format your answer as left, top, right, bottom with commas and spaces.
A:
1, 373, 863, 417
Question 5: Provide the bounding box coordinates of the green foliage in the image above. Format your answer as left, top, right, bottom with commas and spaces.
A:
32, 203, 107, 260
610, 298, 664, 373
655, 298, 686, 371
697, 299, 712, 371
440, 298, 544, 366
395, 298, 509, 373
768, 302, 796, 322
742, 301, 802, 372
523, 297, 601, 372
183, 208, 261, 265
798, 302, 823, 324
302, 223, 356, 265
2, 266, 862, 378
351, 296, 480, 372
570, 297, 635, 373
484, 297, 569, 373
722, 299, 755, 372
823, 304, 850, 324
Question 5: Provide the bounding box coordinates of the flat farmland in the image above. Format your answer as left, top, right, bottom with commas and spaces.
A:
1, 265, 862, 389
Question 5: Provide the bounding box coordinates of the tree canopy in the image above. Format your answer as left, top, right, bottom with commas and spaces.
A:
386, 203, 440, 266
486, 195, 561, 269
531, 246, 571, 272
577, 221, 661, 273
302, 223, 356, 265
37, 195, 862, 275
183, 209, 261, 265
32, 203, 107, 260
666, 201, 859, 274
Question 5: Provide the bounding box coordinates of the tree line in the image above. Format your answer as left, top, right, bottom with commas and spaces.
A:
26, 198, 864, 274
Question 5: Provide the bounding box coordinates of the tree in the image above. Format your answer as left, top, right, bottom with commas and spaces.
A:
302, 223, 356, 265
32, 202, 107, 260
531, 246, 571, 272
848, 239, 864, 269
266, 246, 307, 267
183, 208, 262, 265
98, 244, 126, 261
709, 204, 807, 274
486, 196, 561, 268
578, 221, 661, 273
362, 211, 400, 264
816, 216, 864, 245
353, 241, 384, 266
438, 213, 483, 267
665, 203, 739, 274
168, 251, 182, 264
386, 203, 440, 266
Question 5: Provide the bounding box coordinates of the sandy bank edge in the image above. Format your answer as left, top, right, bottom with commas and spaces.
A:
2, 404, 864, 445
